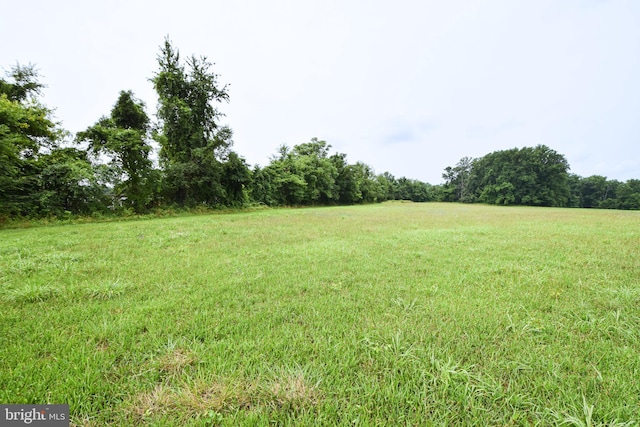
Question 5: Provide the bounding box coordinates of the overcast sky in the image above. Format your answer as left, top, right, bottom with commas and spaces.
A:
2, 0, 639, 183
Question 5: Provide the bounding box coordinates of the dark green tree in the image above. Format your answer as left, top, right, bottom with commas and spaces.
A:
0, 64, 63, 216
152, 38, 239, 207
442, 156, 473, 202
221, 151, 252, 207
595, 179, 622, 209
578, 175, 614, 208
261, 139, 338, 205
616, 179, 640, 210
36, 147, 109, 216
395, 177, 434, 202
330, 152, 356, 203
253, 139, 389, 206
566, 173, 583, 207
468, 145, 570, 206
76, 91, 155, 212
290, 139, 339, 204
0, 64, 44, 102
249, 165, 277, 206
267, 145, 308, 205
377, 172, 398, 201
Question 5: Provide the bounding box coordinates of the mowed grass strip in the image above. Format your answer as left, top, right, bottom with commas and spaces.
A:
1, 202, 639, 425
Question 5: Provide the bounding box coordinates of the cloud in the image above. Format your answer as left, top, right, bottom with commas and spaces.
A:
382, 117, 440, 146
466, 119, 524, 140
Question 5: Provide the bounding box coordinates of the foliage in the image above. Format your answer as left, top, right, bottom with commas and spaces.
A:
220, 151, 252, 207
251, 138, 392, 206
571, 175, 640, 210
35, 147, 109, 216
442, 145, 571, 207
0, 64, 44, 102
152, 38, 248, 207
76, 91, 155, 213
441, 156, 473, 202
0, 65, 64, 216
3, 49, 640, 219
440, 147, 640, 210
474, 145, 571, 206
394, 176, 435, 202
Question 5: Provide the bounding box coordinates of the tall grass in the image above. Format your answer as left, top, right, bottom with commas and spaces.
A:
1, 202, 639, 425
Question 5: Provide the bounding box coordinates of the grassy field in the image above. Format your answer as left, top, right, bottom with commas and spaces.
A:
1, 202, 639, 426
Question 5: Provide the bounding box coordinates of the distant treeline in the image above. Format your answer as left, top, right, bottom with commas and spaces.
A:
440, 146, 640, 209
1, 40, 638, 220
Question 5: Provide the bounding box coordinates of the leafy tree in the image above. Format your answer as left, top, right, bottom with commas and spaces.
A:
0, 64, 44, 102
290, 139, 339, 204
266, 145, 308, 205
260, 139, 338, 205
468, 145, 570, 206
76, 91, 155, 212
0, 64, 63, 216
578, 175, 614, 208
152, 38, 238, 207
221, 151, 252, 206
616, 179, 640, 210
331, 152, 357, 203
249, 165, 277, 206
442, 156, 473, 202
377, 172, 398, 201
395, 177, 434, 202
331, 154, 389, 204
595, 179, 622, 209
350, 162, 383, 203
252, 139, 392, 206
36, 147, 109, 216
566, 173, 583, 207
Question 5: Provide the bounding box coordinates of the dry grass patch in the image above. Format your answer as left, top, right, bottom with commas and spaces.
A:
268, 372, 321, 410
157, 348, 197, 375
128, 372, 321, 423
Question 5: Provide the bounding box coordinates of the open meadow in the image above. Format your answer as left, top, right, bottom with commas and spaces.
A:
1, 202, 639, 426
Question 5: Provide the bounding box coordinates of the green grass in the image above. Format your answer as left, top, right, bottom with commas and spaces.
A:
1, 202, 639, 426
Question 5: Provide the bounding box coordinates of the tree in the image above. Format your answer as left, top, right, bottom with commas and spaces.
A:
0, 64, 44, 102
264, 144, 308, 205
252, 139, 390, 206
616, 179, 640, 210
330, 152, 356, 203
350, 162, 384, 203
578, 175, 614, 208
566, 173, 583, 207
290, 138, 339, 204
468, 145, 570, 206
377, 172, 398, 201
395, 177, 434, 202
36, 147, 109, 216
76, 91, 155, 212
442, 156, 473, 202
152, 38, 236, 207
249, 165, 277, 206
259, 139, 339, 205
221, 151, 251, 207
0, 64, 63, 216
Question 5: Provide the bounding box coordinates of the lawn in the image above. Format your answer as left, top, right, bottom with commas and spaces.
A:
1, 202, 639, 425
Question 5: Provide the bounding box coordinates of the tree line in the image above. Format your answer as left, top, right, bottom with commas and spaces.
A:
441, 146, 640, 209
0, 39, 437, 220
1, 39, 638, 220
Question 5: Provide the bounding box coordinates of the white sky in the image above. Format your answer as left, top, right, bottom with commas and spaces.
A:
2, 0, 639, 183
